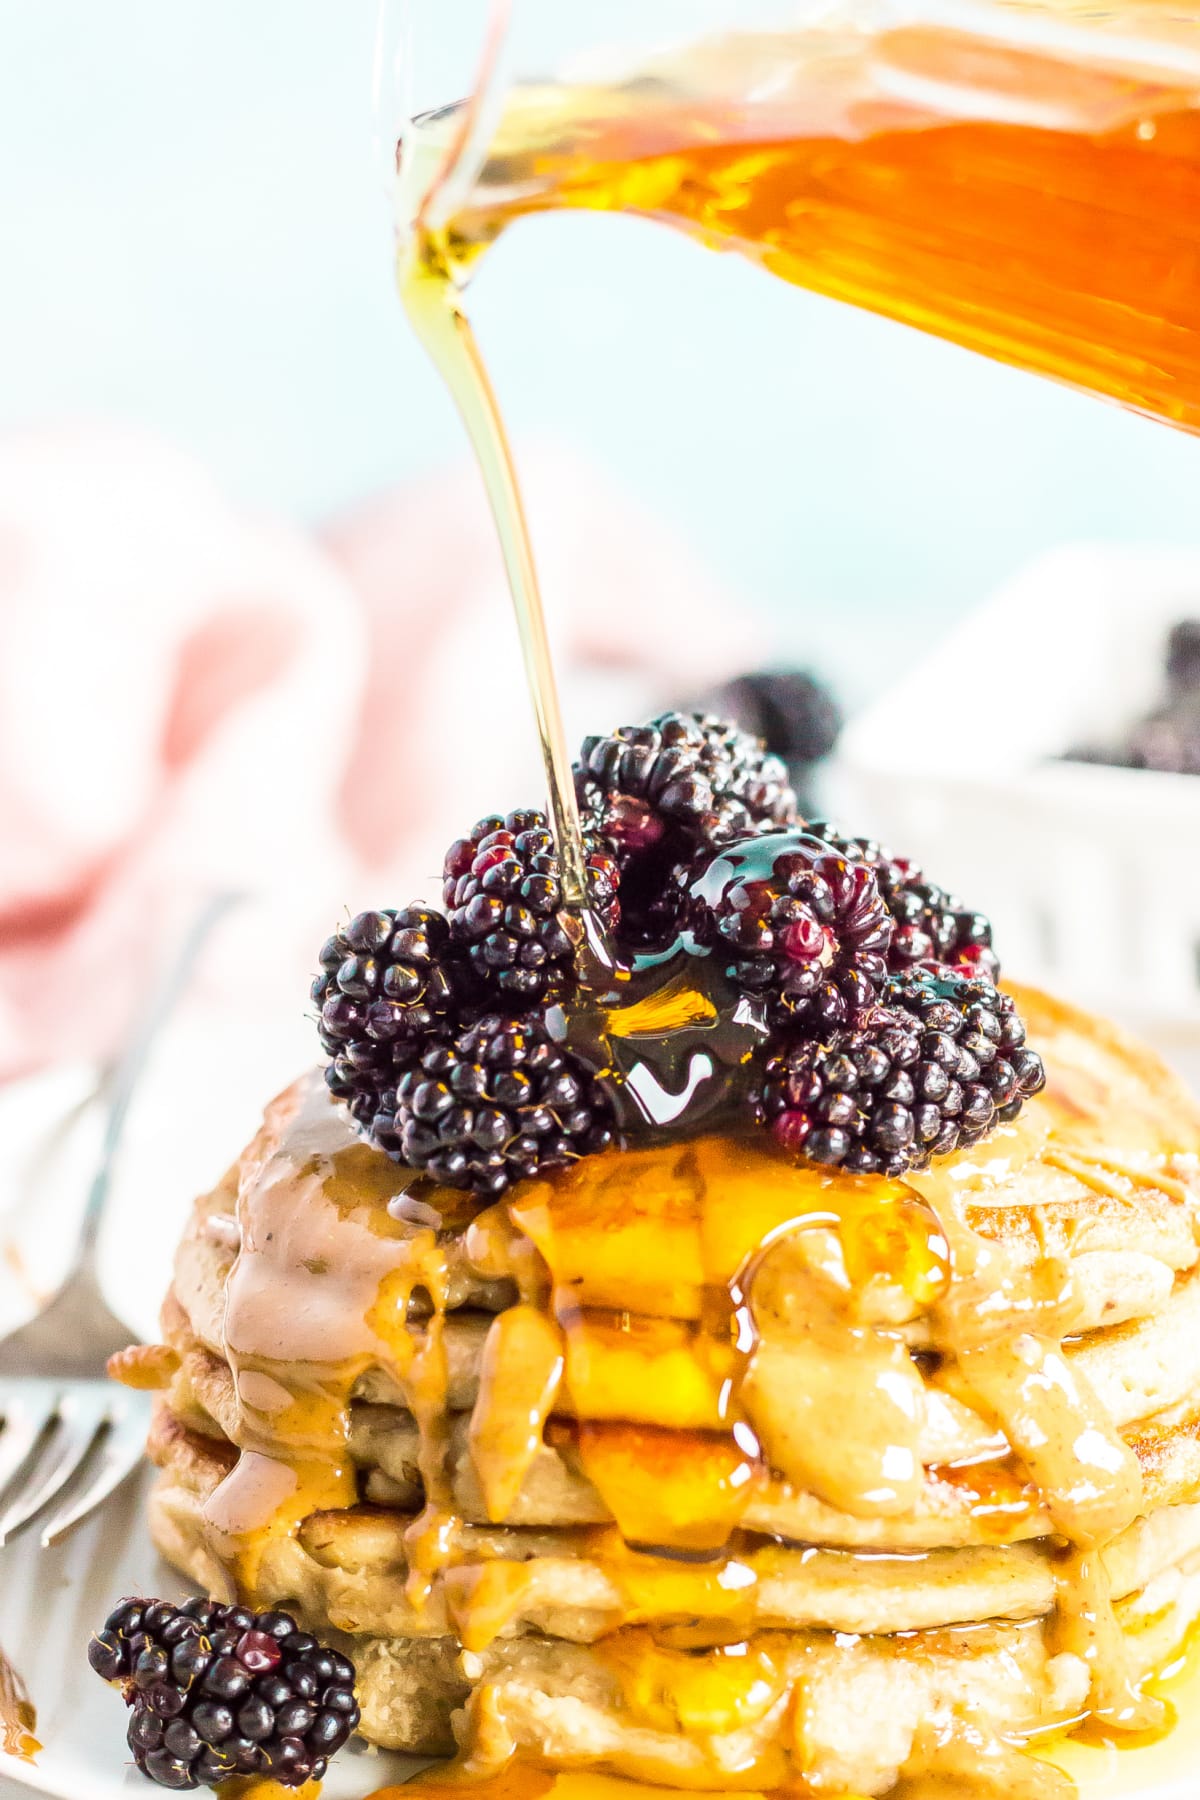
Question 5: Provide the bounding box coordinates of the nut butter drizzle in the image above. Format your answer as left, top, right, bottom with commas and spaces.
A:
204, 1074, 463, 1604
909, 1146, 1158, 1732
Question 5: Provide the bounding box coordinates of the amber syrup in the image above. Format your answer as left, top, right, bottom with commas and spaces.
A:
397, 230, 595, 920
408, 19, 1200, 431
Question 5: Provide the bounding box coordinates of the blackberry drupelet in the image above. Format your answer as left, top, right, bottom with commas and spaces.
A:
757, 967, 1045, 1176
88, 1596, 359, 1790
806, 821, 1000, 981
689, 830, 894, 1030
396, 1011, 614, 1196
575, 711, 797, 944
444, 810, 619, 1003
313, 907, 466, 1131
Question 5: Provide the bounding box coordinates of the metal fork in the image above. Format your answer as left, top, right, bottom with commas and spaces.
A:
0, 894, 236, 1548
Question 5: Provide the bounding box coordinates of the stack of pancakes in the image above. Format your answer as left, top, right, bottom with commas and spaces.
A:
127, 986, 1200, 1798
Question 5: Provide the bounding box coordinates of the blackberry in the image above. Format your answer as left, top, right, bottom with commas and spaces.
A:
688, 830, 894, 1029
443, 810, 619, 1003
688, 669, 842, 773
313, 906, 465, 1132
757, 968, 1045, 1176
1127, 702, 1200, 775
395, 1011, 613, 1196
1167, 619, 1200, 699
806, 821, 999, 981
576, 711, 796, 857
574, 712, 797, 946
88, 1596, 358, 1790
1069, 620, 1200, 773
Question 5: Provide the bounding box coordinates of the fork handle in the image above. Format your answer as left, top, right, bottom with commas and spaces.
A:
70, 891, 243, 1280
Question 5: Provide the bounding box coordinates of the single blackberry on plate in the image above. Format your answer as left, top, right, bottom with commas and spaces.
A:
395, 1011, 613, 1196
88, 1596, 359, 1790
313, 906, 467, 1131
575, 712, 798, 945
444, 810, 619, 1003
688, 829, 894, 1029
756, 967, 1045, 1176
806, 821, 999, 981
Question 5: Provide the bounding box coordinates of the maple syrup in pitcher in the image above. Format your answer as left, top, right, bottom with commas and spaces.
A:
388, 7, 1200, 1798
397, 1, 1200, 936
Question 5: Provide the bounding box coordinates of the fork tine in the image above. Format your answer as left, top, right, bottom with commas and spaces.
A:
0, 1392, 52, 1500
38, 1398, 149, 1547
0, 1392, 106, 1545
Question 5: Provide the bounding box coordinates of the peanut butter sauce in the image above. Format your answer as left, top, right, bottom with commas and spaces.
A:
205, 1075, 459, 1597
469, 1306, 565, 1524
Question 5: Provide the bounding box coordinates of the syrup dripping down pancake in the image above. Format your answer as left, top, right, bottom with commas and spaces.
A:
116, 985, 1200, 1796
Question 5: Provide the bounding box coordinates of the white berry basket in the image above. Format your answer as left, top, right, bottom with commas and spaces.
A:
833, 544, 1200, 1033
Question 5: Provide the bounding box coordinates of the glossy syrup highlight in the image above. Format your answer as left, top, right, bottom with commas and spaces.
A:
397, 233, 592, 919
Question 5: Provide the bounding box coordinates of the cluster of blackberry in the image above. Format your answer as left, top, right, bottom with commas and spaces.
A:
442, 812, 620, 1003
314, 818, 617, 1195
804, 821, 1000, 981
314, 713, 795, 1195
394, 1012, 614, 1196
314, 710, 1044, 1191
88, 1597, 358, 1790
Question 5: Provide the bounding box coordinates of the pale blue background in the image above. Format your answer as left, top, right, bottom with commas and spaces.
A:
3, 0, 1200, 702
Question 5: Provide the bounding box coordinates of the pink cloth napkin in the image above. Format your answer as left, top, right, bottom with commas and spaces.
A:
0, 426, 763, 1083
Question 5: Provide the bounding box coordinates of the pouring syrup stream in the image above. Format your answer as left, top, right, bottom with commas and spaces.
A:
398, 230, 592, 922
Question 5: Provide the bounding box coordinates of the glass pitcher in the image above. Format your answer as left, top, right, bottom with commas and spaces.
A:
379, 0, 1200, 432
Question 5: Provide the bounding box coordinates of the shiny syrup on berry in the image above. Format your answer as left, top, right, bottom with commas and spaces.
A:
547, 935, 770, 1146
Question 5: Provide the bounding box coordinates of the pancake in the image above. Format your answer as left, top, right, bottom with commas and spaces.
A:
115, 983, 1200, 1797
146, 1407, 1200, 1640
139, 1424, 1200, 1798
153, 1315, 1200, 1551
